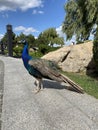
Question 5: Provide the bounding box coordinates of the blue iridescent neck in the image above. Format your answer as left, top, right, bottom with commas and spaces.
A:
22, 44, 32, 69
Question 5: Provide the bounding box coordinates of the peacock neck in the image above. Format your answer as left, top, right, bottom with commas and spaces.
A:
22, 44, 32, 70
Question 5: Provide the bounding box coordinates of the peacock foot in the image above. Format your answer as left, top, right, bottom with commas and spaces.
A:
32, 86, 41, 94
33, 79, 43, 93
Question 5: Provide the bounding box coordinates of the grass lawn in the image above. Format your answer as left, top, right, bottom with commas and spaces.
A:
63, 72, 98, 99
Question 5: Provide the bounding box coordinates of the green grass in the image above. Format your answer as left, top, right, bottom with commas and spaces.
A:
62, 72, 98, 99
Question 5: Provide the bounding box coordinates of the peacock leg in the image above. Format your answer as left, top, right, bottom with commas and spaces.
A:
34, 80, 38, 86
33, 78, 43, 93
33, 78, 42, 93
39, 78, 44, 90
33, 80, 39, 93
36, 78, 42, 93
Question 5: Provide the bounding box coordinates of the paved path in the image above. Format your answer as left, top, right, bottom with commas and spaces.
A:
0, 59, 4, 129
0, 56, 98, 130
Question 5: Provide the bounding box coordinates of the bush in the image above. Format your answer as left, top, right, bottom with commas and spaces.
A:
29, 51, 43, 58
13, 45, 23, 57
93, 27, 98, 72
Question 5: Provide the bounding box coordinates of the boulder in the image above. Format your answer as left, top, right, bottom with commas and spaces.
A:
42, 41, 95, 73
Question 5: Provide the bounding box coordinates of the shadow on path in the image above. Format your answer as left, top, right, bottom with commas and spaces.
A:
42, 79, 80, 93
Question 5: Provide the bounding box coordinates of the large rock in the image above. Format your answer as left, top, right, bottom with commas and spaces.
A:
42, 41, 95, 73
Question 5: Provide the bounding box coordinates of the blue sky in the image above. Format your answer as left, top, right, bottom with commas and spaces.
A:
0, 0, 94, 45
0, 0, 69, 43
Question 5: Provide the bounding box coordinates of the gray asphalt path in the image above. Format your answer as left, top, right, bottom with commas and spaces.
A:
0, 59, 4, 129
0, 56, 98, 130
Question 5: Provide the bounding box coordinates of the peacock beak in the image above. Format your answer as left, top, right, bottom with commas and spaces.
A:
18, 40, 27, 45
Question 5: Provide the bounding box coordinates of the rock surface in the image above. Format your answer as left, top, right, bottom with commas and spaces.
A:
42, 41, 95, 72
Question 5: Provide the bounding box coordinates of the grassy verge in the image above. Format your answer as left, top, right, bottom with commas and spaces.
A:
62, 72, 98, 99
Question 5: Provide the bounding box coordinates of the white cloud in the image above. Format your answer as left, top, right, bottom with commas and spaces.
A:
38, 10, 44, 14
0, 34, 4, 40
56, 26, 77, 45
2, 13, 9, 18
0, 0, 43, 12
56, 26, 65, 38
32, 10, 37, 14
32, 9, 44, 14
56, 26, 67, 44
14, 26, 39, 35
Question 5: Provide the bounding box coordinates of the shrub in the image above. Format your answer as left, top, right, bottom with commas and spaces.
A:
13, 45, 23, 57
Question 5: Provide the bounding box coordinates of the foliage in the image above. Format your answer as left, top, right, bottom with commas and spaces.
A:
1, 32, 16, 47
16, 33, 27, 42
93, 27, 98, 71
1, 33, 7, 44
33, 28, 64, 55
62, 0, 98, 71
29, 51, 43, 58
38, 28, 64, 47
16, 33, 35, 46
63, 72, 98, 99
62, 0, 98, 42
1, 27, 64, 56
13, 45, 23, 57
38, 44, 50, 55
26, 34, 35, 47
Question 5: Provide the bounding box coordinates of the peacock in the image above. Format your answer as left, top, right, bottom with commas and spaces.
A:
22, 41, 84, 93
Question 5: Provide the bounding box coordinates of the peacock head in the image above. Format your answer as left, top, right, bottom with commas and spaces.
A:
21, 40, 29, 54
18, 39, 27, 46
22, 40, 27, 45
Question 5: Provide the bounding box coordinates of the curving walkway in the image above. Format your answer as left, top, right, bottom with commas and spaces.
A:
0, 56, 98, 130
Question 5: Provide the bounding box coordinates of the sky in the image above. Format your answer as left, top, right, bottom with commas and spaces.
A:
0, 0, 72, 44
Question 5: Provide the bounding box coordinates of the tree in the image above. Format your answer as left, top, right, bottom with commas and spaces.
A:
93, 26, 98, 71
13, 33, 36, 57
26, 34, 35, 47
38, 28, 64, 47
16, 33, 27, 43
62, 0, 98, 71
1, 32, 16, 48
36, 28, 64, 54
62, 0, 98, 42
16, 33, 35, 46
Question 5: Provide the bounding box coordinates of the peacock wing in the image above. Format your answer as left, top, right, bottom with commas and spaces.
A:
28, 59, 61, 80
29, 59, 84, 93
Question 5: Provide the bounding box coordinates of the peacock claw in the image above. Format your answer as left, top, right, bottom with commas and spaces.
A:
34, 81, 38, 86
35, 90, 40, 94
32, 87, 41, 94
